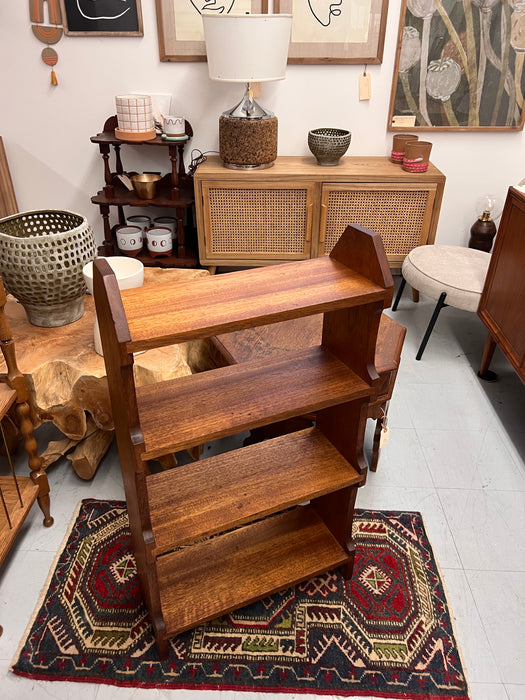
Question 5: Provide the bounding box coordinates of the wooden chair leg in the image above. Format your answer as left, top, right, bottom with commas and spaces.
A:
17, 401, 53, 527
478, 332, 498, 381
0, 277, 53, 537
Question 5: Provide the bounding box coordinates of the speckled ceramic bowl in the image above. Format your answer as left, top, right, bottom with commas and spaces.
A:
308, 128, 351, 166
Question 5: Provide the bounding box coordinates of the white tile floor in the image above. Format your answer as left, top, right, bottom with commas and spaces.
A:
0, 284, 524, 700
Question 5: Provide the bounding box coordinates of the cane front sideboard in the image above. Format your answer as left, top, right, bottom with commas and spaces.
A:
193, 156, 446, 269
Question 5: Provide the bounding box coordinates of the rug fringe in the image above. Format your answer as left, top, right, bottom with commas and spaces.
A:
9, 499, 84, 672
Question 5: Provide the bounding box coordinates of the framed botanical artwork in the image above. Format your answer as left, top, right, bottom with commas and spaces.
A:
276, 0, 389, 64
156, 0, 263, 61
388, 0, 525, 131
59, 0, 143, 36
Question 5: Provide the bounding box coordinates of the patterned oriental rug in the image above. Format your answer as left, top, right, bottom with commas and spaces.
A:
12, 499, 469, 699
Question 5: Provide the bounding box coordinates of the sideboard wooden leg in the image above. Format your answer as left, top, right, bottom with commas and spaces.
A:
478, 332, 498, 381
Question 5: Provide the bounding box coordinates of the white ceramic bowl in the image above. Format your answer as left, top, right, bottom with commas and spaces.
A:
82, 256, 144, 295
82, 257, 144, 355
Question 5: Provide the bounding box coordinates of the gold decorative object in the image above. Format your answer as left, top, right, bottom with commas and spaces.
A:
131, 174, 162, 199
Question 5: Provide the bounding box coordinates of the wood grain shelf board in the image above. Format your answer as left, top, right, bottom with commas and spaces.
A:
157, 504, 349, 637
0, 383, 16, 416
0, 476, 39, 566
121, 256, 386, 351
147, 427, 362, 554
137, 346, 370, 460
91, 185, 194, 208
197, 155, 446, 184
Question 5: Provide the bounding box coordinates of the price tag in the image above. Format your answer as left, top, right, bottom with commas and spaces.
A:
117, 174, 134, 191
379, 425, 390, 448
359, 72, 371, 101
378, 411, 390, 448
391, 115, 417, 127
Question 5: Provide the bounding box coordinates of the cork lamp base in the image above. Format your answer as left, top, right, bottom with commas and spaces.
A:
219, 115, 278, 169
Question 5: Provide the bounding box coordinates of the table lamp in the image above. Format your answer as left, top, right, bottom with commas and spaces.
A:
468, 194, 500, 252
202, 12, 292, 170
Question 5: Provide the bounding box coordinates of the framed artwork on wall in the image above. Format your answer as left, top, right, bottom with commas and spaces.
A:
155, 0, 263, 61
388, 0, 525, 131
276, 0, 389, 64
59, 0, 143, 36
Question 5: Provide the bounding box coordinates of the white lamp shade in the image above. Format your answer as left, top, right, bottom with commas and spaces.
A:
202, 13, 292, 83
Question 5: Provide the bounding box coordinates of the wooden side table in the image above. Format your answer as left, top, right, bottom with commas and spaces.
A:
209, 313, 406, 472
90, 116, 199, 268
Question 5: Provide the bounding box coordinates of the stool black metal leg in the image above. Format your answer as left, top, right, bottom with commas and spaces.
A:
416, 292, 448, 360
392, 277, 407, 311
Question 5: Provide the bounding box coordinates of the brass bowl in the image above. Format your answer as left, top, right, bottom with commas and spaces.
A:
131, 173, 162, 199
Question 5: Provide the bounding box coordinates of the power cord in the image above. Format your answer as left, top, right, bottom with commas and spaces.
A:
187, 149, 219, 176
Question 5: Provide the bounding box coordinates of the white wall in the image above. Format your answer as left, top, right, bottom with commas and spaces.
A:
1, 1, 523, 247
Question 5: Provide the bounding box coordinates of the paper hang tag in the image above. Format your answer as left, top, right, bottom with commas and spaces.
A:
118, 174, 134, 191
378, 410, 389, 448
392, 115, 417, 127
359, 72, 371, 101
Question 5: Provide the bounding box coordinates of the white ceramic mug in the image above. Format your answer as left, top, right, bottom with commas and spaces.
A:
146, 226, 172, 257
126, 214, 151, 240
153, 216, 177, 240
162, 115, 185, 137
82, 257, 144, 356
116, 225, 143, 256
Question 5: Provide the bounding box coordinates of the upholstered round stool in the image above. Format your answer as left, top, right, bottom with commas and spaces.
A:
392, 245, 491, 359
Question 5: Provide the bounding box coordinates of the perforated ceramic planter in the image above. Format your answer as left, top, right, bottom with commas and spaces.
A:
0, 210, 96, 327
308, 128, 351, 166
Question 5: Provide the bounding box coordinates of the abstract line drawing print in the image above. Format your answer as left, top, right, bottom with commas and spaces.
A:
308, 0, 343, 27
291, 0, 372, 44
75, 0, 132, 21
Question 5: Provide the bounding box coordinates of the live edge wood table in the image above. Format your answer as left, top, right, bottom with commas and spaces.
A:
209, 313, 406, 472
1, 267, 209, 479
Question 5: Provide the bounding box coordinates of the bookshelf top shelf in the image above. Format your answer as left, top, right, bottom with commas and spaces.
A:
120, 256, 389, 352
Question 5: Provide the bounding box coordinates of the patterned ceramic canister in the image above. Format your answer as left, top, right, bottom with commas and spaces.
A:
391, 134, 418, 164
116, 225, 143, 257
115, 95, 155, 141
162, 115, 185, 137
402, 141, 432, 173
146, 226, 172, 257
